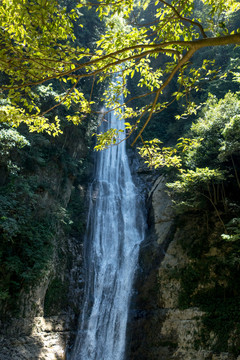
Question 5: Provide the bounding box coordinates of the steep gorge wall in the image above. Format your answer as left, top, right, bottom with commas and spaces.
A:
1, 145, 239, 360
129, 176, 240, 360
0, 124, 93, 360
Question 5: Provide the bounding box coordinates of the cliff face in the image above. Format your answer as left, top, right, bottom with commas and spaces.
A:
0, 124, 93, 359
128, 175, 240, 360
1, 140, 239, 360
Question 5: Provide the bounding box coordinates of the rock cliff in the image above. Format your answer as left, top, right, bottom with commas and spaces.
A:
1, 149, 239, 360
0, 124, 92, 359
128, 175, 240, 360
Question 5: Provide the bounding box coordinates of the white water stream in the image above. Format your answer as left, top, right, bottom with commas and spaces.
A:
70, 91, 145, 360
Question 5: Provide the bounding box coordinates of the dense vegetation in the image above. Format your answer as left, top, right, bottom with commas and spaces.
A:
130, 3, 240, 354
164, 90, 240, 353
0, 123, 93, 314
153, 59, 240, 356
0, 3, 101, 314
0, 0, 240, 139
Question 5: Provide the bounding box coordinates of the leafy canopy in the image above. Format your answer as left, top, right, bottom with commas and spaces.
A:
0, 0, 240, 143
156, 92, 240, 215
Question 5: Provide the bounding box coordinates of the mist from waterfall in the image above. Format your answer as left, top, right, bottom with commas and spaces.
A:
70, 88, 145, 360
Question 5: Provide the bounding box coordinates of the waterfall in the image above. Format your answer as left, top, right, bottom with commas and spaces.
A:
70, 87, 145, 360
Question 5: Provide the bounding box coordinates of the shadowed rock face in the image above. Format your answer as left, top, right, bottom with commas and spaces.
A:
1, 149, 239, 360
0, 231, 85, 360
127, 175, 240, 360
0, 125, 90, 360
0, 317, 70, 360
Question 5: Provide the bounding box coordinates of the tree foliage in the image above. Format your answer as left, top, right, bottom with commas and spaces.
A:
166, 91, 240, 354
153, 92, 240, 226
0, 0, 240, 142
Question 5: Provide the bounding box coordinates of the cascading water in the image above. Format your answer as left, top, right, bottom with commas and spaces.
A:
70, 86, 145, 360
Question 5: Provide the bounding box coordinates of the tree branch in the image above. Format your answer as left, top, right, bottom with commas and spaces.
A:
1, 33, 240, 92
159, 0, 207, 38
131, 47, 196, 146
